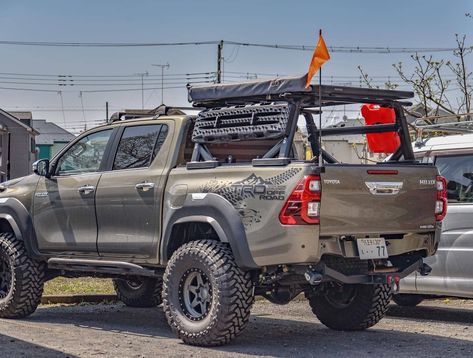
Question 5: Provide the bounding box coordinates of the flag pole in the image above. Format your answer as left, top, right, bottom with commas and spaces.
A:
318, 29, 323, 167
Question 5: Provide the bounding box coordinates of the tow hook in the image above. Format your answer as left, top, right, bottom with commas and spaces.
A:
387, 275, 401, 292
304, 270, 323, 285
419, 263, 432, 276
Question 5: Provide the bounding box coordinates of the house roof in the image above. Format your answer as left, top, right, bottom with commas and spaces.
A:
406, 103, 452, 124
0, 108, 38, 134
9, 111, 32, 120
32, 120, 75, 145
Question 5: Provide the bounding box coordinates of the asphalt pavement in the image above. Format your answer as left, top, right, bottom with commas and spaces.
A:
0, 299, 472, 357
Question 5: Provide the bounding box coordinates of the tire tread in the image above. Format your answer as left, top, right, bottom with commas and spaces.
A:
0, 232, 44, 319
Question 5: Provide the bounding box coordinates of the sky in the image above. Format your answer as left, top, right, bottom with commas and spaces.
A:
0, 0, 471, 133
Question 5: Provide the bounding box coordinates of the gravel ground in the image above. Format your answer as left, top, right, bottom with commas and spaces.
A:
0, 299, 472, 358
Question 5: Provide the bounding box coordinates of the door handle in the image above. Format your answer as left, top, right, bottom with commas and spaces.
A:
135, 182, 155, 192
365, 182, 403, 195
78, 185, 95, 195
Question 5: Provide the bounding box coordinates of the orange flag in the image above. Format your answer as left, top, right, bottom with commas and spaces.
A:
305, 31, 331, 88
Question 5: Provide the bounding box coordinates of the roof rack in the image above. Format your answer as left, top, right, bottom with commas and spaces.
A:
108, 105, 188, 123
186, 76, 415, 168
188, 76, 414, 108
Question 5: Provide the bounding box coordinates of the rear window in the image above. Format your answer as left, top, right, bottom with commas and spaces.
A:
435, 154, 473, 203
113, 124, 168, 170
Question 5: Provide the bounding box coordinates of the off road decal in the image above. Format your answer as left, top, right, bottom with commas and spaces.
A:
200, 168, 301, 228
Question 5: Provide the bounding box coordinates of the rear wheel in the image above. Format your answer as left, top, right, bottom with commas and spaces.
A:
392, 293, 424, 307
113, 277, 163, 307
163, 240, 254, 346
0, 233, 45, 318
307, 282, 392, 331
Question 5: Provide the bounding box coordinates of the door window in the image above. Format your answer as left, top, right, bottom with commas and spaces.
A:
436, 154, 473, 203
113, 124, 168, 170
56, 129, 113, 176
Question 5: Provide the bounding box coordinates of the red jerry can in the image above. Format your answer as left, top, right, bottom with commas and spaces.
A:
361, 104, 400, 153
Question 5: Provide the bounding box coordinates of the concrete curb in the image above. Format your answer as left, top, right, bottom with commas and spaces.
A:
41, 294, 118, 305
40, 294, 306, 305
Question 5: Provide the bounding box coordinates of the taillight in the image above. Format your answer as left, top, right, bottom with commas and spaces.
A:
279, 175, 321, 225
435, 175, 447, 221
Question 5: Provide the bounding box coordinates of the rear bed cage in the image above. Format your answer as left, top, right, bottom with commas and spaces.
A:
187, 76, 415, 168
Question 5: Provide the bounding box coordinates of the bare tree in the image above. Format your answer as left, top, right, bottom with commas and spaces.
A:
447, 34, 473, 117
357, 65, 398, 90
359, 34, 472, 124
358, 65, 421, 125
394, 55, 456, 122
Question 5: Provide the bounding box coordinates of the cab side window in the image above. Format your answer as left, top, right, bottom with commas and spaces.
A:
56, 129, 113, 176
435, 154, 473, 203
113, 124, 168, 170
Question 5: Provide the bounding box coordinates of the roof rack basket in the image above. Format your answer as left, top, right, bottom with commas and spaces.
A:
186, 76, 415, 168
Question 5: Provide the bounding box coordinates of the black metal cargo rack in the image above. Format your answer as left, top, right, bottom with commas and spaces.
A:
186, 76, 415, 168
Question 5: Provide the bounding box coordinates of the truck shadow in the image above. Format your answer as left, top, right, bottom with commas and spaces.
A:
24, 303, 473, 357
387, 302, 473, 325
0, 332, 76, 357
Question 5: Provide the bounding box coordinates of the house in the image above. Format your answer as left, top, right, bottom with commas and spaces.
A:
0, 109, 38, 181
321, 117, 385, 164
10, 112, 75, 160
31, 120, 75, 159
405, 103, 454, 124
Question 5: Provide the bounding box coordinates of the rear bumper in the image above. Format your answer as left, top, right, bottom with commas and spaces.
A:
319, 227, 440, 259
315, 258, 429, 285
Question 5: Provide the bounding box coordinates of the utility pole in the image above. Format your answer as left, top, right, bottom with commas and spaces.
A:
152, 62, 170, 104
106, 101, 109, 122
217, 40, 223, 83
134, 71, 149, 109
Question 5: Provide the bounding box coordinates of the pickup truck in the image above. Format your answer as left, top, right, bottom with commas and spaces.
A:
0, 76, 444, 346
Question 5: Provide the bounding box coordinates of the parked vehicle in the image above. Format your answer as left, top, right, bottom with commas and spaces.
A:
0, 77, 443, 346
395, 132, 473, 306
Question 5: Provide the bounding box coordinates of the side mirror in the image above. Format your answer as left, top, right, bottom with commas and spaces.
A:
33, 159, 50, 177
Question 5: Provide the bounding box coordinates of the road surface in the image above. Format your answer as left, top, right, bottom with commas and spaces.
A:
0, 299, 472, 357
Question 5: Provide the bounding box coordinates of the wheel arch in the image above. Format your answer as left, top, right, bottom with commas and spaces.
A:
160, 193, 258, 270
0, 198, 40, 258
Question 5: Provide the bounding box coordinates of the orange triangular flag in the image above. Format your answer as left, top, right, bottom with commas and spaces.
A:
305, 31, 331, 88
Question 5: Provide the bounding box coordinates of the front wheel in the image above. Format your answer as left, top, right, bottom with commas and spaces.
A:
0, 233, 45, 318
163, 240, 254, 346
307, 282, 392, 331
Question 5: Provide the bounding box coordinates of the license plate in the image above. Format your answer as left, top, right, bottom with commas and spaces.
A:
356, 238, 388, 259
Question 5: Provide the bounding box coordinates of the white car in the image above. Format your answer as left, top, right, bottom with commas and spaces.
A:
395, 133, 473, 306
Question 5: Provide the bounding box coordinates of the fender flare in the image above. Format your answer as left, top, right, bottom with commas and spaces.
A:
160, 193, 258, 270
0, 197, 41, 257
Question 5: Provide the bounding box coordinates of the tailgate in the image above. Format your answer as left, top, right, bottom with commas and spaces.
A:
319, 164, 439, 235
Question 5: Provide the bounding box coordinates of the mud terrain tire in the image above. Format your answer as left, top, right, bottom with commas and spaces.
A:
163, 240, 254, 346
307, 283, 392, 331
113, 277, 163, 307
0, 233, 45, 318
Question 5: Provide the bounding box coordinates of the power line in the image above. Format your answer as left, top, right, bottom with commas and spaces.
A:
0, 40, 219, 47
0, 75, 214, 82
0, 80, 212, 86
225, 71, 459, 80
225, 41, 463, 53
0, 39, 466, 54
0, 71, 216, 78
0, 82, 211, 93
